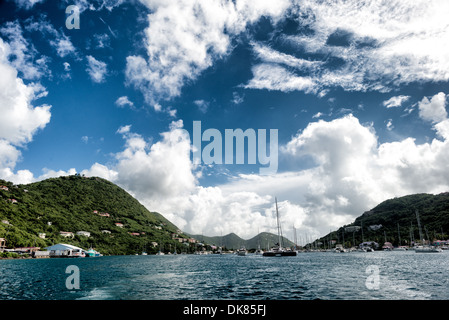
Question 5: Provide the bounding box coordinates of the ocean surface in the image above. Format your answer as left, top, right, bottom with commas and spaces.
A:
1, 251, 448, 300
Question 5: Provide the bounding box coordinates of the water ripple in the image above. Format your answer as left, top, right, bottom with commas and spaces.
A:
1, 251, 448, 300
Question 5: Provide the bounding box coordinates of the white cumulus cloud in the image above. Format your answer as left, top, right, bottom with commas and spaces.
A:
75, 108, 449, 239
125, 0, 291, 108
0, 40, 51, 147
13, 0, 45, 10
246, 0, 449, 95
383, 95, 411, 108
115, 96, 135, 109
86, 55, 108, 83
418, 92, 447, 124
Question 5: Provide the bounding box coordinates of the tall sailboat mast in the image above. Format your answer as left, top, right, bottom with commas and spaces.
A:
275, 197, 282, 250
293, 226, 297, 251
361, 221, 364, 242
416, 209, 424, 244
263, 197, 297, 256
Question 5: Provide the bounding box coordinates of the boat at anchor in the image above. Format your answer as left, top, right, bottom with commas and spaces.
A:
414, 209, 443, 253
263, 197, 297, 257
237, 246, 247, 256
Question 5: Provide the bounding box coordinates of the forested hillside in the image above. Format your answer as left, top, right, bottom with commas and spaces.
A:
0, 175, 187, 255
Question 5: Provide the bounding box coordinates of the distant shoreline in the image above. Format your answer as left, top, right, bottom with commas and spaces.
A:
0, 256, 31, 260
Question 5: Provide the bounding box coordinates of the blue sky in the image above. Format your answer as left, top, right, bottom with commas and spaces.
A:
1, 0, 449, 241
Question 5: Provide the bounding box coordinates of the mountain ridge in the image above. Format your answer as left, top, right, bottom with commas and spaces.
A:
313, 192, 449, 248
187, 231, 295, 250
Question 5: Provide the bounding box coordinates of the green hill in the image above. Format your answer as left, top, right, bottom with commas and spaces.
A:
313, 192, 449, 248
188, 231, 295, 250
0, 175, 190, 255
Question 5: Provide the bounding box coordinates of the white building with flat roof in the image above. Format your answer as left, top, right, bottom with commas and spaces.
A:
45, 243, 86, 258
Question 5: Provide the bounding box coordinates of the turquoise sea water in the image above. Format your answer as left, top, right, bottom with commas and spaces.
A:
0, 251, 448, 300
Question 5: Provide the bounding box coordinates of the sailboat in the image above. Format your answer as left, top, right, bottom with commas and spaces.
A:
141, 243, 148, 255
382, 231, 393, 251
156, 243, 165, 255
255, 229, 264, 255
263, 197, 297, 257
394, 223, 408, 251
414, 210, 442, 253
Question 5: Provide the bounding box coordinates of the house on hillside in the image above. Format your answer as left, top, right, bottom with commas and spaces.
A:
76, 231, 91, 237
60, 231, 74, 238
0, 186, 9, 191
345, 226, 361, 232
8, 199, 18, 204
115, 223, 124, 228
99, 212, 110, 217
